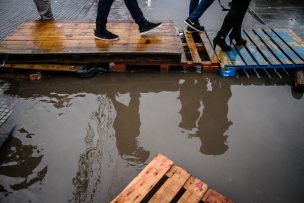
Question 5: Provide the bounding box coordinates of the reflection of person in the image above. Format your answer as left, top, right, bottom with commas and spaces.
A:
111, 92, 150, 163
95, 0, 162, 40
184, 0, 215, 32
179, 77, 231, 155
33, 0, 54, 20
213, 0, 251, 51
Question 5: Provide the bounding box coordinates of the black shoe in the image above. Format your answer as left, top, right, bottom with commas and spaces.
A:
213, 35, 231, 51
76, 65, 107, 78
94, 29, 119, 40
139, 22, 162, 35
228, 30, 247, 45
186, 26, 205, 33
184, 18, 205, 32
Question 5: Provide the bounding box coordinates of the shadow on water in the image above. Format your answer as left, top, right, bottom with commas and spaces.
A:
0, 128, 47, 197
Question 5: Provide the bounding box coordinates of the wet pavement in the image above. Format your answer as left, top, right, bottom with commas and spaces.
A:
1, 0, 304, 203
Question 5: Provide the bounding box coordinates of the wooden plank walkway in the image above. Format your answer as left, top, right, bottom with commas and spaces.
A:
111, 154, 233, 203
203, 28, 304, 76
0, 20, 182, 64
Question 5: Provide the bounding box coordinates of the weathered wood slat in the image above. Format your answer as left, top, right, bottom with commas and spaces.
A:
184, 31, 202, 63
234, 44, 257, 66
149, 166, 191, 203
202, 189, 233, 203
199, 32, 220, 64
264, 29, 303, 64
3, 64, 79, 72
241, 30, 269, 66
111, 154, 174, 203
273, 29, 304, 61
207, 31, 245, 67
254, 29, 292, 65
244, 30, 281, 65
177, 177, 209, 203
204, 31, 233, 68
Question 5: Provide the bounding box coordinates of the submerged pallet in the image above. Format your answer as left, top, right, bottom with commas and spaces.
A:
111, 154, 233, 203
204, 29, 304, 77
0, 20, 182, 64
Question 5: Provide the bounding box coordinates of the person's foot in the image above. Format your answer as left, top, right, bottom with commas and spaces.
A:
139, 21, 162, 35
184, 18, 204, 32
94, 29, 119, 40
185, 26, 205, 33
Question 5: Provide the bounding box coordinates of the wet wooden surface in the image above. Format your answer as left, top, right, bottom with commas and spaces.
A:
111, 154, 233, 203
204, 28, 304, 70
0, 20, 182, 64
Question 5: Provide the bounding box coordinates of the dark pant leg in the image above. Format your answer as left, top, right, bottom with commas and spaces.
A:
232, 0, 251, 33
96, 0, 115, 32
189, 0, 199, 15
124, 0, 146, 26
189, 0, 215, 21
218, 0, 251, 37
33, 0, 54, 20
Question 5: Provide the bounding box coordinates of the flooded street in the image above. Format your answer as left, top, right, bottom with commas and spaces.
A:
1, 73, 304, 202
1, 0, 304, 203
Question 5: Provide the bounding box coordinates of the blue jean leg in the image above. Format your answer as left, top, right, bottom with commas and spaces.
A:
189, 0, 199, 15
189, 0, 215, 21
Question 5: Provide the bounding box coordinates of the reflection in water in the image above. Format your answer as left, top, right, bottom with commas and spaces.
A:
110, 92, 150, 164
179, 77, 232, 155
0, 130, 47, 197
71, 92, 150, 202
39, 93, 73, 109
71, 95, 117, 203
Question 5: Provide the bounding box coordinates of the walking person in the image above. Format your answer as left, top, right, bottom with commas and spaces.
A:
184, 0, 215, 32
213, 0, 251, 51
33, 0, 54, 20
95, 0, 162, 40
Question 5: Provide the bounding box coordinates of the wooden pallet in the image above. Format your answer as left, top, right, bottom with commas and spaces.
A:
0, 20, 182, 64
109, 31, 220, 73
203, 29, 304, 76
0, 20, 220, 73
111, 154, 233, 203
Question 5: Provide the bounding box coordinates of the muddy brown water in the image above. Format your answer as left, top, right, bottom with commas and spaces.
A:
1, 0, 304, 202
0, 73, 304, 203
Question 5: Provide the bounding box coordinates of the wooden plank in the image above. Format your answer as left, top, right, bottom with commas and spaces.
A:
244, 30, 282, 65
241, 30, 269, 66
0, 20, 182, 61
202, 189, 233, 203
184, 31, 201, 63
149, 166, 191, 203
4, 53, 181, 64
233, 43, 257, 66
264, 29, 304, 64
273, 29, 304, 61
254, 29, 292, 65
199, 32, 220, 64
177, 177, 209, 203
3, 64, 79, 72
204, 31, 233, 68
111, 154, 174, 203
206, 31, 245, 67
